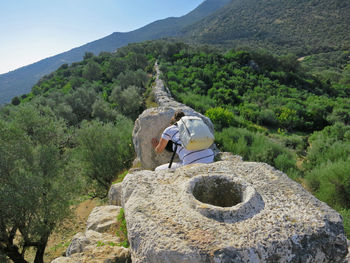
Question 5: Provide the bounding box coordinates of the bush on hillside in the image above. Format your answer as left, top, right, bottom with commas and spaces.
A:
177, 92, 215, 113
75, 118, 134, 197
215, 127, 298, 174
205, 107, 238, 131
340, 209, 350, 237
305, 159, 350, 209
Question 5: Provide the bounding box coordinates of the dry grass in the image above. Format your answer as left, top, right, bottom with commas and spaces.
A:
43, 199, 100, 262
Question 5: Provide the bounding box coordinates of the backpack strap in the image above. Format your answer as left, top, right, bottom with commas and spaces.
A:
168, 142, 181, 169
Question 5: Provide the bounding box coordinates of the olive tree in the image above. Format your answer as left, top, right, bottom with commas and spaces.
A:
109, 85, 143, 119
0, 105, 79, 263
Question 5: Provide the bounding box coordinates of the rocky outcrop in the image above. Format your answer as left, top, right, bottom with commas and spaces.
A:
54, 245, 130, 263
346, 241, 350, 263
122, 153, 348, 263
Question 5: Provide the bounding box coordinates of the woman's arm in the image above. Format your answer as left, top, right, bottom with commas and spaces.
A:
151, 138, 168, 154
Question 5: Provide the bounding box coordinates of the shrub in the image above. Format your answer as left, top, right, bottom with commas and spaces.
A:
216, 127, 297, 175
76, 119, 134, 197
177, 92, 215, 113
340, 209, 350, 238
205, 107, 238, 131
257, 109, 278, 127
305, 159, 350, 208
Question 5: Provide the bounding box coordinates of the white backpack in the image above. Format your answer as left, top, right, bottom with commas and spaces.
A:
177, 116, 214, 151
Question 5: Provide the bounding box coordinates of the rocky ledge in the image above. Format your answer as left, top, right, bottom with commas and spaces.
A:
122, 153, 348, 263
52, 205, 131, 263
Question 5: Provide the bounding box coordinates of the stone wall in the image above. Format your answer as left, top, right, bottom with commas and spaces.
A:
132, 62, 216, 170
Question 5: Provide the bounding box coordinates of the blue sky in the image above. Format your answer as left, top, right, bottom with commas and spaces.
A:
0, 0, 203, 74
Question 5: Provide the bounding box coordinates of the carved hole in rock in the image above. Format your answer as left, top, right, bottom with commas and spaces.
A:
192, 177, 242, 207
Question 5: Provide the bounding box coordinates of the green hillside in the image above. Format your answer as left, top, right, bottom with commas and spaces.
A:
158, 42, 350, 237
0, 0, 230, 105
1, 39, 349, 261
182, 0, 350, 55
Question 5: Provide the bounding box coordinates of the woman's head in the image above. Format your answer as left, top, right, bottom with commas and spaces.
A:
170, 110, 185, 124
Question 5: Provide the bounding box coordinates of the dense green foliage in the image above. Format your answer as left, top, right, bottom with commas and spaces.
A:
159, 44, 350, 237
0, 105, 78, 263
161, 48, 350, 133
76, 119, 134, 197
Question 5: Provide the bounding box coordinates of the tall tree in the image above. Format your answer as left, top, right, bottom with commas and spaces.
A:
0, 105, 79, 263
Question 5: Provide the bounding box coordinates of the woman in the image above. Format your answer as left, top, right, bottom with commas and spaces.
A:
151, 110, 214, 171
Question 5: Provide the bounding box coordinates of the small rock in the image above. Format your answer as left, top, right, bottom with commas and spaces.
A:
108, 183, 123, 206
65, 232, 91, 256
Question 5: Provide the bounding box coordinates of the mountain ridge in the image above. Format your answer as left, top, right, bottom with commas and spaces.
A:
181, 0, 350, 55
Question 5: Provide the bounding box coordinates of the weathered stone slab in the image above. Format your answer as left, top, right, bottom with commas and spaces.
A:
68, 246, 131, 263
51, 257, 76, 263
86, 205, 120, 233
122, 154, 348, 263
65, 230, 121, 256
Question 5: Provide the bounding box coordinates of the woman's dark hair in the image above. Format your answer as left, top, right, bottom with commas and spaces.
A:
170, 110, 185, 125
165, 110, 184, 152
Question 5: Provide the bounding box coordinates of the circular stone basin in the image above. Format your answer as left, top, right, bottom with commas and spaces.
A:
185, 175, 264, 223
193, 177, 242, 207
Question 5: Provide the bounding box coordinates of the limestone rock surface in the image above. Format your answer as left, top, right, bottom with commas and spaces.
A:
122, 154, 348, 263
65, 230, 121, 256
86, 205, 120, 233
51, 257, 76, 263
68, 246, 130, 263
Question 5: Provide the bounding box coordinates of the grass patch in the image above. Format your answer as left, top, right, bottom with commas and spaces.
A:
113, 170, 128, 184
116, 208, 129, 248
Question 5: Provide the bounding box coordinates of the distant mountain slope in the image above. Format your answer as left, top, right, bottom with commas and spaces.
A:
182, 0, 350, 55
0, 0, 230, 104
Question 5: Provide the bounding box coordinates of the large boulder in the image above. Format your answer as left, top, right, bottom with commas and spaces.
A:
58, 205, 129, 263
122, 153, 348, 263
